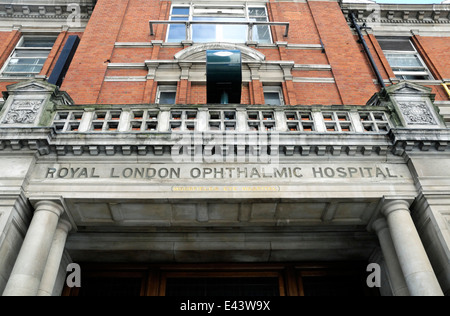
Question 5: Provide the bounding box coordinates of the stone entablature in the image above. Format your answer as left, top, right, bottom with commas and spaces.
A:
0, 0, 95, 31
0, 1, 95, 19
0, 80, 448, 158
341, 3, 450, 25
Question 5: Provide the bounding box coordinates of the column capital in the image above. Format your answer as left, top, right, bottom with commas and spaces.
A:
381, 198, 412, 217
34, 200, 65, 217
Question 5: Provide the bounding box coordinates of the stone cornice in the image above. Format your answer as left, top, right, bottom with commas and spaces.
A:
341, 2, 450, 25
1, 80, 449, 158
2, 126, 450, 158
0, 1, 95, 20
0, 126, 393, 158
390, 128, 450, 155
2, 112, 450, 158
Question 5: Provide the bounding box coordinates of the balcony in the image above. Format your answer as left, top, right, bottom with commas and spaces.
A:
52, 105, 390, 135
41, 104, 395, 157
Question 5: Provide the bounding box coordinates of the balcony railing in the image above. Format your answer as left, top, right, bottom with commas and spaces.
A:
149, 20, 289, 42
51, 105, 391, 134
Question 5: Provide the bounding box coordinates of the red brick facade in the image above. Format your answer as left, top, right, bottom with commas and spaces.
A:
0, 0, 448, 105
0, 31, 82, 96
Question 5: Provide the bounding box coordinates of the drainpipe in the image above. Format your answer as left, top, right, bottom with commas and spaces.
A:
349, 12, 386, 89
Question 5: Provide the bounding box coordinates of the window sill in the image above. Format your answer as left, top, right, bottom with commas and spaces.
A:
375, 79, 444, 86
115, 41, 324, 51
0, 74, 46, 81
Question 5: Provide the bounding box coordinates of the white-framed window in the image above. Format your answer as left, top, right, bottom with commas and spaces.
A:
156, 85, 177, 104
167, 4, 271, 44
377, 36, 433, 80
263, 86, 284, 106
0, 36, 57, 78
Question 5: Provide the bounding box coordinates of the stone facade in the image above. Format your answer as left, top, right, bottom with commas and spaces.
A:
0, 0, 449, 296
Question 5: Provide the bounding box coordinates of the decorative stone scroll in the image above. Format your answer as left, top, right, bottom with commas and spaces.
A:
398, 101, 437, 125
2, 100, 44, 125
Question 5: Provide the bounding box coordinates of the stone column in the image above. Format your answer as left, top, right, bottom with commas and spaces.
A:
372, 218, 410, 296
2, 200, 64, 296
382, 199, 443, 296
37, 219, 72, 296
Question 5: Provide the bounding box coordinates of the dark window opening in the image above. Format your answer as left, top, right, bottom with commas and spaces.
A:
302, 275, 368, 297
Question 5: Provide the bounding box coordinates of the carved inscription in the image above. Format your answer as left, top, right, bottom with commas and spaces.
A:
398, 101, 436, 125
2, 100, 44, 124
44, 165, 402, 180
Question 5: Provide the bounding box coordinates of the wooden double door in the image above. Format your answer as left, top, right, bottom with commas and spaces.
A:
63, 262, 379, 296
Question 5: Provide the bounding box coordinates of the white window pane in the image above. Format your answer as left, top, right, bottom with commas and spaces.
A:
167, 4, 271, 44
192, 24, 217, 42
264, 92, 281, 105
400, 74, 429, 80
385, 54, 423, 67
1, 36, 56, 77
3, 73, 33, 78
194, 8, 245, 16
168, 7, 189, 42
253, 24, 271, 43
248, 8, 267, 18
4, 64, 42, 73
21, 37, 56, 48
14, 50, 51, 58
249, 8, 270, 43
171, 7, 189, 15
377, 37, 414, 51
167, 25, 187, 42
9, 58, 46, 65
167, 16, 188, 42
192, 17, 217, 42
222, 25, 247, 43
193, 17, 247, 43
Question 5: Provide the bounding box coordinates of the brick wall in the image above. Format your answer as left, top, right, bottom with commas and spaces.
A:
308, 1, 379, 105
41, 32, 84, 78
0, 30, 21, 96
413, 36, 450, 101
0, 30, 80, 97
60, 0, 382, 105
61, 0, 134, 104
97, 81, 146, 104
56, 0, 450, 105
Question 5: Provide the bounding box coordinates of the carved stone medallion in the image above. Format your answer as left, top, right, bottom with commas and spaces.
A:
2, 100, 44, 124
398, 101, 436, 125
